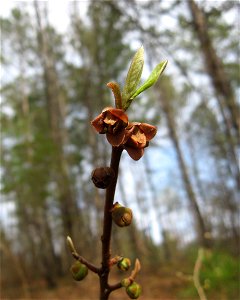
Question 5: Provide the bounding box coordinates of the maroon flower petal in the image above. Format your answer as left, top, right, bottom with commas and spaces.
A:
106, 128, 126, 147
125, 146, 144, 161
139, 123, 157, 141
102, 106, 113, 112
130, 122, 141, 127
91, 114, 104, 133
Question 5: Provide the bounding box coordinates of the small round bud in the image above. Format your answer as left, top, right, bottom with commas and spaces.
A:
91, 167, 115, 189
70, 261, 88, 281
117, 257, 131, 271
121, 278, 132, 288
112, 203, 133, 227
126, 282, 142, 299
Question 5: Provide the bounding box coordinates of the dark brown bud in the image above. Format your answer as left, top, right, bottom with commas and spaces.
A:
91, 167, 115, 189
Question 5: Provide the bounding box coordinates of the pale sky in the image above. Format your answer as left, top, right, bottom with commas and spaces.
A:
1, 0, 89, 33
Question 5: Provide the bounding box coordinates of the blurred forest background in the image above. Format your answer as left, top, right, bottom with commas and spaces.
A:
0, 0, 239, 299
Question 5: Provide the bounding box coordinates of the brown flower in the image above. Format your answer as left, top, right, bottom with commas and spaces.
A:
91, 107, 128, 146
123, 122, 157, 160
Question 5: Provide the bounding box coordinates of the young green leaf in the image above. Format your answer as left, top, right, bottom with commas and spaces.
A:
128, 60, 168, 103
122, 46, 144, 106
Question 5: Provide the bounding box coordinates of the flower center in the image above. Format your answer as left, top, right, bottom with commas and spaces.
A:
131, 130, 146, 146
104, 112, 117, 126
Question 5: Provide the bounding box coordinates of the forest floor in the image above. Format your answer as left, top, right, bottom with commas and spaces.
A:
1, 269, 187, 300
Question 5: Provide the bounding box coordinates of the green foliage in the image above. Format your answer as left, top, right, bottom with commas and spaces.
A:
122, 47, 167, 111
130, 60, 168, 101
200, 251, 240, 297
179, 250, 240, 299
122, 46, 144, 109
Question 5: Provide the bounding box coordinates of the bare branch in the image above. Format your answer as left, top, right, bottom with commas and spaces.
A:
193, 248, 207, 300
66, 236, 100, 274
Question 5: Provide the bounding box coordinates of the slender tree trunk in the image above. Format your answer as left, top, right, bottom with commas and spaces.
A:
118, 174, 145, 258
143, 154, 171, 261
16, 194, 58, 288
186, 130, 209, 208
158, 85, 209, 248
0, 233, 31, 299
215, 160, 240, 248
34, 2, 84, 249
14, 44, 60, 285
41, 204, 63, 277
188, 0, 240, 188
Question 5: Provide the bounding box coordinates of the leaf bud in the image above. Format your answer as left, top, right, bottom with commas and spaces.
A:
126, 282, 142, 299
117, 257, 131, 271
91, 167, 115, 189
70, 261, 88, 281
111, 202, 133, 227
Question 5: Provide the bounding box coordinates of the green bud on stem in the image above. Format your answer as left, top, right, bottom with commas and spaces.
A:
70, 261, 88, 281
117, 257, 131, 271
121, 277, 132, 288
126, 282, 142, 299
111, 202, 133, 227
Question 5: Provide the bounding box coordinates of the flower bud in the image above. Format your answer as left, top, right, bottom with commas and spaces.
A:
126, 282, 142, 299
117, 257, 131, 271
70, 261, 88, 281
111, 203, 133, 227
91, 167, 115, 189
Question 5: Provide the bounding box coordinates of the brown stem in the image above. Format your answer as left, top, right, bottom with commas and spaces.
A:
108, 282, 122, 292
72, 252, 100, 274
67, 236, 100, 274
99, 146, 123, 300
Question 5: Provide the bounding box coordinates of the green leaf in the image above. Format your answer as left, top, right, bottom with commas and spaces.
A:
122, 46, 144, 106
130, 60, 168, 101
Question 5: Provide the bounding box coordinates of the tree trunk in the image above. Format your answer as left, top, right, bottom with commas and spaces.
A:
13, 37, 61, 285
186, 129, 209, 209
0, 232, 31, 298
158, 84, 210, 248
188, 0, 240, 188
34, 2, 84, 248
118, 174, 145, 259
142, 154, 171, 261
